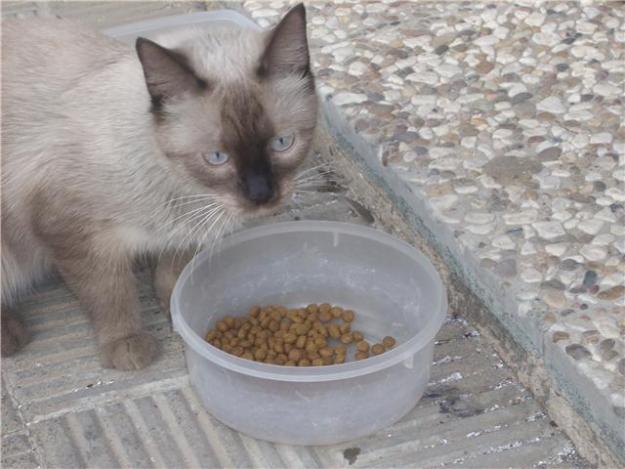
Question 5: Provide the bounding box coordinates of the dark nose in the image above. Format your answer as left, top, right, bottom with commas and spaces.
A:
243, 169, 274, 205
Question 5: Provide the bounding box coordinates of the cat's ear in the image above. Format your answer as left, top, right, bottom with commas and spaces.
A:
135, 38, 207, 106
259, 3, 311, 78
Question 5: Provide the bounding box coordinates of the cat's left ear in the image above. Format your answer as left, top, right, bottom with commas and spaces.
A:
136, 38, 207, 107
259, 3, 311, 78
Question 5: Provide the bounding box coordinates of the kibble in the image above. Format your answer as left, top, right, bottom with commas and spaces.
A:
371, 344, 385, 355
205, 304, 397, 366
328, 324, 341, 339
356, 340, 370, 353
382, 336, 396, 349
342, 310, 355, 322
340, 333, 354, 344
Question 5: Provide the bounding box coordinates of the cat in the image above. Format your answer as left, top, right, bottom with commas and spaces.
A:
1, 4, 318, 370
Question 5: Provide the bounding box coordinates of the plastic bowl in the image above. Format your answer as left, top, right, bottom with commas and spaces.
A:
171, 221, 447, 445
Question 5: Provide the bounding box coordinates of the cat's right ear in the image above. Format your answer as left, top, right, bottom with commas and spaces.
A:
135, 38, 207, 107
259, 3, 311, 79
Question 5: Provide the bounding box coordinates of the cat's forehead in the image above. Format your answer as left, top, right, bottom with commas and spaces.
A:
153, 25, 266, 83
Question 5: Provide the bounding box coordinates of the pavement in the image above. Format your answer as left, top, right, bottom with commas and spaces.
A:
0, 1, 612, 468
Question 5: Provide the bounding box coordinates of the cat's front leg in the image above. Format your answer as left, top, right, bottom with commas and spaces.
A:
55, 251, 159, 370
153, 251, 194, 317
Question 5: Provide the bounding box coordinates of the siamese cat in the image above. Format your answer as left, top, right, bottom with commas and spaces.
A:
1, 4, 318, 369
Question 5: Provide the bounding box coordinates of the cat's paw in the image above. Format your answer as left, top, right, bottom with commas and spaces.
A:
1, 311, 30, 356
101, 333, 159, 370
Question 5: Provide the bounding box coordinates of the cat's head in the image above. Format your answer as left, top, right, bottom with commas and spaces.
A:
135, 4, 317, 220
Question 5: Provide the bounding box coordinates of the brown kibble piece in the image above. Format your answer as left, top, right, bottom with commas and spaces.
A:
371, 344, 385, 355
294, 323, 309, 335
285, 360, 296, 366
342, 310, 355, 322
330, 306, 343, 318
352, 331, 364, 342
306, 304, 318, 314
334, 354, 345, 364
249, 305, 261, 317
382, 336, 396, 349
319, 303, 331, 314
298, 358, 311, 366
283, 333, 297, 344
296, 336, 306, 349
339, 323, 351, 334
314, 336, 327, 348
328, 324, 341, 339
319, 310, 332, 322
319, 347, 333, 358
288, 349, 303, 362
340, 333, 353, 344
356, 340, 370, 353
355, 351, 369, 360
312, 358, 324, 366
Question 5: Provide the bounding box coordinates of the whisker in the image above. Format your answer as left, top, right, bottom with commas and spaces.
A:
294, 179, 333, 187
208, 211, 233, 259
169, 202, 222, 225
294, 163, 333, 178
167, 194, 219, 203
169, 199, 220, 210
294, 170, 335, 183
173, 206, 223, 265
294, 174, 336, 185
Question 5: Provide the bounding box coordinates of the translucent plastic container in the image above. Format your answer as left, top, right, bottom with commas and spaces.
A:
102, 10, 261, 43
171, 221, 447, 445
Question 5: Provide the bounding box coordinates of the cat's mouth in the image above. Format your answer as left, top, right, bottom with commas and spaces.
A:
240, 197, 287, 218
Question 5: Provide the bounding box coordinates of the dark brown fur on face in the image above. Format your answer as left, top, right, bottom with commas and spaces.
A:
220, 88, 278, 206
1, 5, 318, 371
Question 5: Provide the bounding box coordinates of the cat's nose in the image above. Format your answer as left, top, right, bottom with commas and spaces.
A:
243, 170, 274, 205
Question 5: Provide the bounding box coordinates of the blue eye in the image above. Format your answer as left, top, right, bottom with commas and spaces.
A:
204, 151, 229, 166
270, 134, 295, 152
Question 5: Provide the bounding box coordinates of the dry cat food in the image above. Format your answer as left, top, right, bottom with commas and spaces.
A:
204, 303, 397, 366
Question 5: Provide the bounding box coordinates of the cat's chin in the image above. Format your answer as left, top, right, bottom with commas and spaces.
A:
243, 205, 284, 219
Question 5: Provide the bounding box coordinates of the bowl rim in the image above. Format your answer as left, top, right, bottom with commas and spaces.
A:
171, 220, 448, 382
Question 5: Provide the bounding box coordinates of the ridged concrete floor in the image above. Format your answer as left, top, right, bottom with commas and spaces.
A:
1, 2, 588, 468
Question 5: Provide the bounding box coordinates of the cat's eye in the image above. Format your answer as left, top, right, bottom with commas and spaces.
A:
204, 151, 229, 166
270, 134, 295, 152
